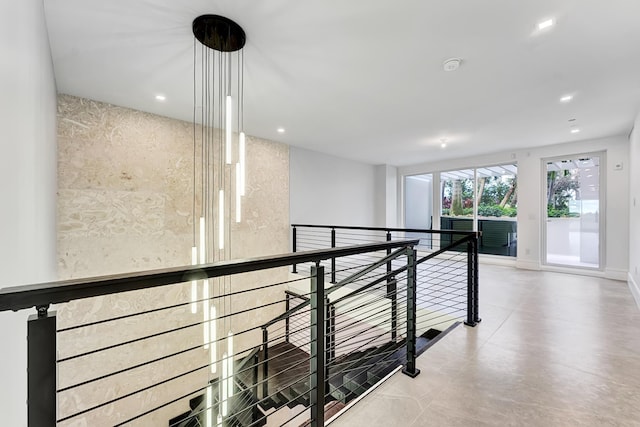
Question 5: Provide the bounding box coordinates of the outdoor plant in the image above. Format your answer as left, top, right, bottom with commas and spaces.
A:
442, 174, 517, 217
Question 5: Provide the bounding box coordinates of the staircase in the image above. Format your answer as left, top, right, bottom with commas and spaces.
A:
167, 241, 466, 426
169, 328, 443, 426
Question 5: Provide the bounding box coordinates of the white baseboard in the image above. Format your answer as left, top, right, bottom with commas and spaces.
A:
604, 268, 628, 281
479, 254, 517, 267
515, 259, 540, 271
629, 273, 640, 310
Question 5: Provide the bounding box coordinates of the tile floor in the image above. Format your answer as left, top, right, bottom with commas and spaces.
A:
330, 264, 640, 427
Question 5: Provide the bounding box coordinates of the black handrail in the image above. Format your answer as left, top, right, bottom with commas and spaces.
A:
291, 223, 480, 236
0, 239, 419, 313
268, 233, 478, 333
417, 233, 476, 264
6, 227, 478, 426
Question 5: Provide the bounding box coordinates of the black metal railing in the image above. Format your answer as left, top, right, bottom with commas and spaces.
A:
1, 239, 424, 427
292, 224, 481, 331
254, 243, 420, 421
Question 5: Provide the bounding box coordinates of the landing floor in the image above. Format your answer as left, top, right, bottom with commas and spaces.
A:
331, 265, 640, 427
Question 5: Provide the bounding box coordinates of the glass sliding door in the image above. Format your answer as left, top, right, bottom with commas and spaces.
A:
404, 173, 433, 248
544, 154, 602, 269
476, 165, 518, 256
440, 169, 475, 248
439, 165, 518, 256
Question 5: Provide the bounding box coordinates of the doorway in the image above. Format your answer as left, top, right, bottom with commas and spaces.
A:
543, 154, 603, 269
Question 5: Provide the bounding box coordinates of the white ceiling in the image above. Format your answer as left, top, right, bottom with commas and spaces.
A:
45, 0, 640, 166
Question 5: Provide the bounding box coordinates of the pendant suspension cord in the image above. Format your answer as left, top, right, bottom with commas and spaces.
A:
200, 43, 206, 221
238, 49, 244, 132
218, 49, 224, 333
224, 50, 228, 334
205, 47, 209, 261
219, 52, 223, 190
237, 51, 240, 132
214, 47, 217, 261
192, 37, 197, 245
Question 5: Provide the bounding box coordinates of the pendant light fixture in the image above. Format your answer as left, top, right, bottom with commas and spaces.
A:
192, 14, 246, 424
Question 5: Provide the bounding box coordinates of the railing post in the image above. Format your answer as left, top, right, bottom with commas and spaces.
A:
402, 248, 420, 378
389, 278, 398, 342
292, 226, 297, 273
28, 305, 56, 427
285, 293, 290, 343
262, 327, 269, 400
473, 234, 481, 324
386, 231, 398, 341
310, 265, 326, 427
330, 228, 336, 284
252, 353, 259, 399
326, 303, 335, 364
464, 237, 479, 327
386, 231, 392, 277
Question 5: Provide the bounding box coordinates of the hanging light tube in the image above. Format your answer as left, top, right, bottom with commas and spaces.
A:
191, 246, 197, 314
218, 190, 224, 250
235, 163, 241, 223
225, 96, 232, 164
199, 217, 206, 263
206, 383, 213, 427
227, 331, 234, 398
203, 280, 209, 350
210, 305, 217, 374
239, 132, 246, 196
221, 351, 228, 416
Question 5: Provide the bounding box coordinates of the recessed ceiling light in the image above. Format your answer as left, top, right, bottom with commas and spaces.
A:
155, 94, 166, 101
538, 19, 554, 30
441, 143, 447, 148
277, 127, 285, 133
571, 128, 580, 134
560, 95, 573, 103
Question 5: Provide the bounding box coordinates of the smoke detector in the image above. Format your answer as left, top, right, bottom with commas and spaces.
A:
443, 58, 462, 72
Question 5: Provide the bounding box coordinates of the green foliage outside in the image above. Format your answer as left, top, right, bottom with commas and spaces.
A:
547, 206, 579, 218
442, 174, 517, 218
546, 170, 580, 217
477, 204, 517, 217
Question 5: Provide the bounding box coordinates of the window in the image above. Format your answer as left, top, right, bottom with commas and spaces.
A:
438, 165, 517, 256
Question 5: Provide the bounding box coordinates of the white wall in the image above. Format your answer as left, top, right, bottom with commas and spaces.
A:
629, 116, 640, 305
374, 164, 399, 227
290, 146, 378, 226
399, 135, 630, 280
0, 0, 58, 424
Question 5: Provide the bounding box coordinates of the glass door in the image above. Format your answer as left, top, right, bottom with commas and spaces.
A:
544, 154, 602, 269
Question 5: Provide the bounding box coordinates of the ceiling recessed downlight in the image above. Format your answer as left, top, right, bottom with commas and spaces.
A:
277, 127, 285, 133
571, 128, 580, 134
560, 95, 573, 103
538, 19, 554, 30
155, 94, 166, 101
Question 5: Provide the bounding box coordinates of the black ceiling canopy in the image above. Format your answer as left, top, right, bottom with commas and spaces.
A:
192, 14, 246, 52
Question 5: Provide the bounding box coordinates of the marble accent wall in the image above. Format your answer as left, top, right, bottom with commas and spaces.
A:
56, 95, 290, 425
